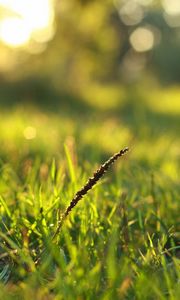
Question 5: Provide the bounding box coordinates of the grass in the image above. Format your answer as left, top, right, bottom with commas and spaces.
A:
0, 83, 179, 299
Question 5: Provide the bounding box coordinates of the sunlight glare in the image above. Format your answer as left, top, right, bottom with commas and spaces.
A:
162, 0, 180, 27
130, 27, 154, 52
0, 17, 30, 47
115, 0, 144, 26
23, 126, 36, 140
162, 0, 180, 15
0, 0, 54, 48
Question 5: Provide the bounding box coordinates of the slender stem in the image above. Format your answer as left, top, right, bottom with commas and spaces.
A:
52, 147, 129, 240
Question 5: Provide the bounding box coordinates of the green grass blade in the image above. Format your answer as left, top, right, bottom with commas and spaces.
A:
0, 196, 11, 218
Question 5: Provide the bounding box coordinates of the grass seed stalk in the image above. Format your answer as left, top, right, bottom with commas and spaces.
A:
53, 147, 129, 240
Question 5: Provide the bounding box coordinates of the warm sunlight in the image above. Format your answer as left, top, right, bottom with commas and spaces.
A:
129, 27, 155, 52
0, 0, 55, 48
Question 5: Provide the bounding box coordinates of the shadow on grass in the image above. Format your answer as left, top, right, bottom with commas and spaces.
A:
0, 76, 94, 117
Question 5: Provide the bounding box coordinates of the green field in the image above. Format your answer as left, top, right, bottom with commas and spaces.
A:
0, 83, 179, 299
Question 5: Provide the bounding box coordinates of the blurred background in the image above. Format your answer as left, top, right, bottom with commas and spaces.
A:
0, 0, 179, 181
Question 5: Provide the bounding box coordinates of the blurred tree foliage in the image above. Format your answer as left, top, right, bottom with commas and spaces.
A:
23, 0, 180, 85
1, 0, 180, 107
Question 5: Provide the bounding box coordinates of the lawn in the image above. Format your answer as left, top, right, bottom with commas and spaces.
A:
0, 83, 179, 299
